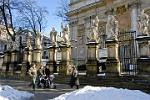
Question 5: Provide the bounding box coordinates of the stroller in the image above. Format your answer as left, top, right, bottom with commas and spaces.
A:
38, 74, 56, 89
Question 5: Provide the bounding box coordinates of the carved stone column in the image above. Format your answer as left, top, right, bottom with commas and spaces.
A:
106, 40, 120, 76
59, 45, 72, 75
47, 46, 57, 73
130, 2, 139, 35
86, 42, 99, 77
136, 36, 150, 76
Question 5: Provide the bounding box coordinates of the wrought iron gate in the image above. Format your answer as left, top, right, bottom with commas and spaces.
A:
118, 31, 138, 75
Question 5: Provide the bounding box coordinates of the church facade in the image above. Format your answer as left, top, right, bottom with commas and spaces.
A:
68, 0, 150, 67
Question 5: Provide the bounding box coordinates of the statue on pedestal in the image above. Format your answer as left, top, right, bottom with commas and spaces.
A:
61, 23, 70, 45
12, 35, 20, 51
26, 32, 32, 49
50, 27, 57, 46
35, 32, 42, 49
138, 10, 149, 35
88, 16, 100, 43
7, 38, 12, 51
106, 15, 118, 40
57, 23, 70, 46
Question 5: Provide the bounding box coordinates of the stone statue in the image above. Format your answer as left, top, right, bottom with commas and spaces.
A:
12, 35, 20, 51
88, 16, 100, 43
138, 10, 149, 35
26, 32, 32, 49
50, 27, 57, 46
106, 15, 118, 40
57, 23, 70, 46
35, 32, 42, 49
61, 23, 70, 45
6, 38, 12, 50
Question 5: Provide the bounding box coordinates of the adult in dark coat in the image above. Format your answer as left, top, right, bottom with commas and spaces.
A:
69, 66, 80, 89
45, 66, 50, 77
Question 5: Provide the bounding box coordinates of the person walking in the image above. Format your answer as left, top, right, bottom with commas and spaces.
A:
28, 63, 37, 90
37, 65, 44, 88
70, 66, 80, 89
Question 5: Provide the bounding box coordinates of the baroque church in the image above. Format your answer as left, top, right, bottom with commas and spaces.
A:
68, 0, 150, 72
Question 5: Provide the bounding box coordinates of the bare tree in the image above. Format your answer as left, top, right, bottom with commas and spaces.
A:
0, 0, 48, 42
0, 0, 17, 41
56, 0, 70, 22
17, 0, 48, 35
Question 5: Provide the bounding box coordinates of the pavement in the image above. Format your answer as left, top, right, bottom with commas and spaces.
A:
0, 79, 79, 100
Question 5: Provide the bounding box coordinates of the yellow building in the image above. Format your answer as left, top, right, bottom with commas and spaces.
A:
68, 0, 150, 67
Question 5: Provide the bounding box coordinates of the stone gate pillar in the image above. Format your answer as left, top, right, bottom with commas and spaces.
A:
136, 36, 150, 75
59, 45, 72, 75
3, 51, 11, 76
32, 48, 42, 66
86, 42, 99, 77
32, 32, 43, 69
9, 50, 19, 75
47, 46, 56, 73
106, 40, 120, 76
22, 47, 32, 76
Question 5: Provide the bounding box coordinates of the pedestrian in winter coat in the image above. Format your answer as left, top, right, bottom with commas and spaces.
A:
45, 66, 50, 78
28, 63, 37, 90
70, 66, 80, 89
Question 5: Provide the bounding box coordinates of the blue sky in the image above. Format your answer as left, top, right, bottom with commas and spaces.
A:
37, 0, 64, 36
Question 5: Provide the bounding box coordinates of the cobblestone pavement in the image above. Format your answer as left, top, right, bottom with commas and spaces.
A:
0, 79, 79, 100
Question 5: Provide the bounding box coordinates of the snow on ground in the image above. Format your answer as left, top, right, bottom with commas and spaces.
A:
0, 85, 34, 100
52, 86, 150, 100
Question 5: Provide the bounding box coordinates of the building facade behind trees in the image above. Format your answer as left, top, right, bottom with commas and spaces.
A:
68, 0, 150, 68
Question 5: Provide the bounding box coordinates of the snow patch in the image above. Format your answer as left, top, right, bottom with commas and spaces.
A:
0, 85, 34, 100
52, 86, 150, 100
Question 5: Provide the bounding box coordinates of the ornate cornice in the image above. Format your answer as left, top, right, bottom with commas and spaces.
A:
105, 0, 140, 15
69, 0, 85, 6
67, 0, 106, 17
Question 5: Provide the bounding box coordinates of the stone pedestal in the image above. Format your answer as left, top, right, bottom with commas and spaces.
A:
22, 48, 32, 76
136, 36, 150, 58
3, 51, 11, 76
86, 42, 99, 77
32, 48, 42, 66
47, 46, 56, 73
9, 50, 19, 74
137, 58, 150, 76
59, 45, 72, 75
136, 36, 150, 75
106, 40, 120, 76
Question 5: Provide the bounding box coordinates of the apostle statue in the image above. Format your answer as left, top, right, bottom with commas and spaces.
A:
88, 16, 100, 43
12, 35, 20, 51
7, 38, 12, 51
106, 15, 118, 40
26, 32, 32, 49
61, 23, 70, 46
138, 9, 149, 35
50, 27, 57, 46
35, 32, 42, 49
